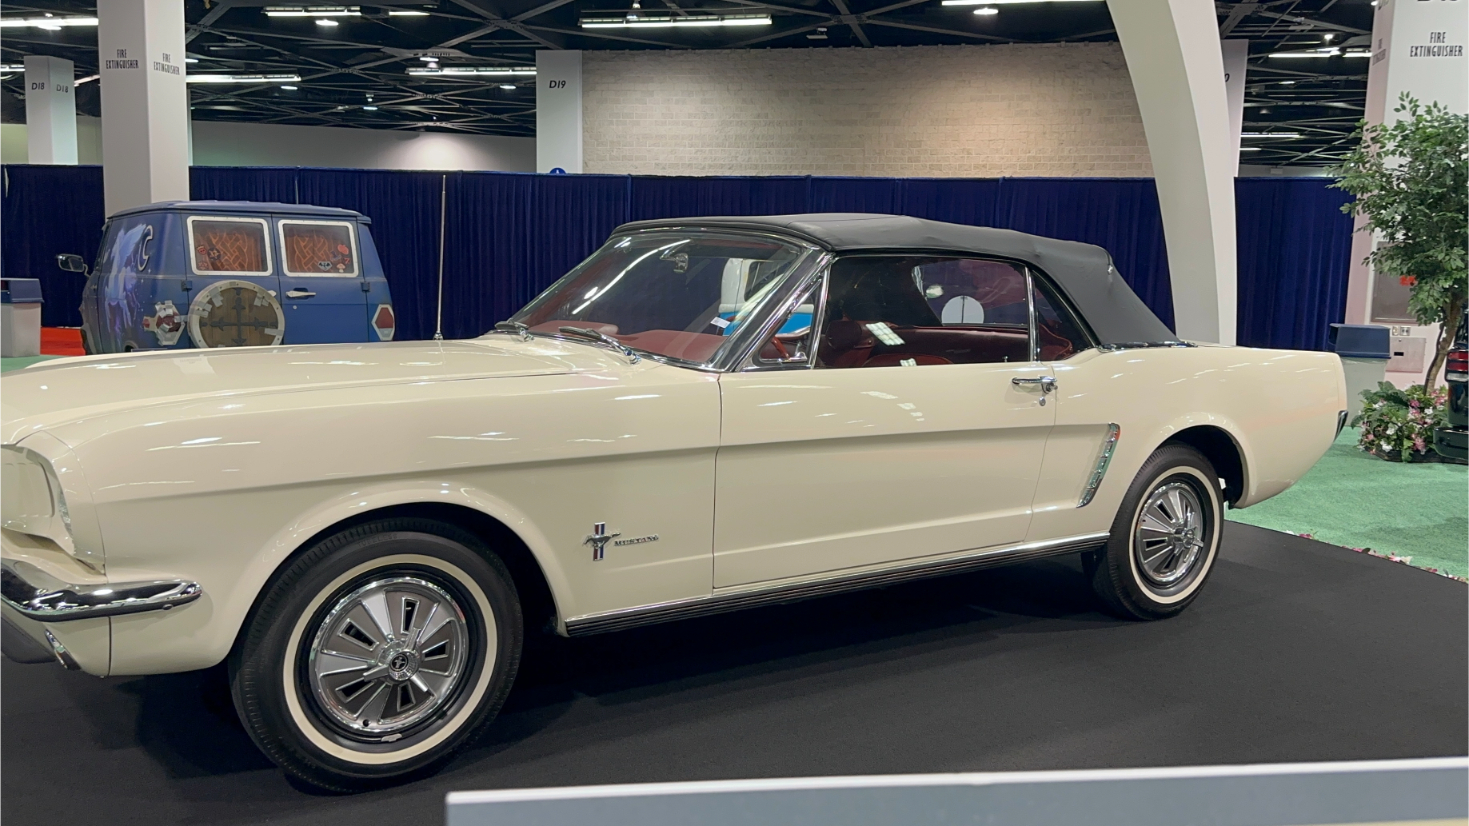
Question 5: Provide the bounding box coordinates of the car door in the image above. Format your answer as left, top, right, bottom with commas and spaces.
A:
275, 217, 370, 344
713, 254, 1058, 589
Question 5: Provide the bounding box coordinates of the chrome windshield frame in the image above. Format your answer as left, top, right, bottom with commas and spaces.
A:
501, 227, 825, 373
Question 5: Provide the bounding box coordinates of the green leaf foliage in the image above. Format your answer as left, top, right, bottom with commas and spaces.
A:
1331, 94, 1468, 329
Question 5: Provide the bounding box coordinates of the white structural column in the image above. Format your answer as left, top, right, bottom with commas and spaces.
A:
24, 56, 79, 165
1108, 0, 1238, 344
536, 50, 582, 174
1344, 0, 1468, 327
98, 0, 190, 215
1221, 40, 1249, 177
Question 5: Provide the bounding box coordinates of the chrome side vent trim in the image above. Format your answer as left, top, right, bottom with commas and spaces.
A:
564, 532, 1109, 637
1079, 423, 1121, 508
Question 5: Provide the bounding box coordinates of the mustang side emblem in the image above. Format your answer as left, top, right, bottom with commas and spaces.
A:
584, 522, 620, 561
584, 524, 659, 560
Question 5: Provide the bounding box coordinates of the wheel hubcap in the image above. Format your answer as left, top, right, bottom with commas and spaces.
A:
1134, 480, 1207, 587
307, 576, 469, 737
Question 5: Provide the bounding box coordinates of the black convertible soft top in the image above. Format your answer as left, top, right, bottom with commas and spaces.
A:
613, 213, 1177, 346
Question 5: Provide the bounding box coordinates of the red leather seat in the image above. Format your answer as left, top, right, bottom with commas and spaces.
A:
862, 353, 953, 367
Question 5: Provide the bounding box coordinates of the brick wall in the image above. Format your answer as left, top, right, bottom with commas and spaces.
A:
582, 43, 1153, 178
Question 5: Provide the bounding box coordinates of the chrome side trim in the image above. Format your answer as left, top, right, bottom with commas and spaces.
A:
1, 559, 202, 621
1336, 410, 1350, 438
1079, 423, 1122, 507
564, 532, 1110, 636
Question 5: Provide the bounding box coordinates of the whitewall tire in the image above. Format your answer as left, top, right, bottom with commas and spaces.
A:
229, 519, 523, 791
1088, 444, 1223, 620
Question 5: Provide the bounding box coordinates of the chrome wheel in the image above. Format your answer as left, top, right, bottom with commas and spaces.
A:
1133, 480, 1206, 587
307, 576, 470, 737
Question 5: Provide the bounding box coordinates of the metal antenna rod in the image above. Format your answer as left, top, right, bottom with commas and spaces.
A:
433, 173, 447, 341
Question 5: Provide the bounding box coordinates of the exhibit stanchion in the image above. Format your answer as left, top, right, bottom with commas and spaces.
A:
445, 758, 1469, 826
433, 172, 447, 341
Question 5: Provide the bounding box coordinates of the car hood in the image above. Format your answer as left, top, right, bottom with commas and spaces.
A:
1, 337, 615, 446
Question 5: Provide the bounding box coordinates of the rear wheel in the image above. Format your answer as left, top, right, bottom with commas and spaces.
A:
229, 519, 522, 791
1089, 444, 1223, 620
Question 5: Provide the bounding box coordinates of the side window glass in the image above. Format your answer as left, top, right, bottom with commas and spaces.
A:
189, 217, 271, 275
281, 221, 357, 277
816, 256, 1030, 369
753, 281, 819, 367
1031, 275, 1092, 361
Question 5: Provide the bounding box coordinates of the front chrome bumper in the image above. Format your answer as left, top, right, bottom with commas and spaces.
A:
0, 559, 202, 622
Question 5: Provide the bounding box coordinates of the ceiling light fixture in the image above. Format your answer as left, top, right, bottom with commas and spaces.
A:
1269, 49, 1340, 57
76, 74, 99, 84
499, 83, 516, 89
1239, 147, 1261, 152
806, 26, 828, 39
972, 7, 998, 14
1342, 51, 1370, 57
363, 104, 378, 110
389, 10, 429, 15
578, 12, 772, 27
264, 5, 358, 15
187, 73, 303, 84
315, 18, 340, 26
0, 16, 99, 28
406, 66, 537, 75
1241, 132, 1302, 138
280, 84, 299, 89
941, 0, 1097, 6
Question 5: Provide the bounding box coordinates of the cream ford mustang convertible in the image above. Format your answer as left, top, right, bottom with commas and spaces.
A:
2, 214, 1347, 789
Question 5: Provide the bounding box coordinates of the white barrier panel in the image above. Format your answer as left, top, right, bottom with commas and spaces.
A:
446, 758, 1468, 826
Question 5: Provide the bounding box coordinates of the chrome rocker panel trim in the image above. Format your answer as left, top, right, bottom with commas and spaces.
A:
564, 532, 1110, 636
0, 559, 203, 621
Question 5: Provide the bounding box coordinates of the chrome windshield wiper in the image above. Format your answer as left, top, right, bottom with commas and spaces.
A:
493, 321, 532, 341
557, 326, 641, 364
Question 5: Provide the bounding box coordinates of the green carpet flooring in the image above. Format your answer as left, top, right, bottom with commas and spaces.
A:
6, 356, 1465, 577
1, 356, 58, 373
1227, 426, 1468, 579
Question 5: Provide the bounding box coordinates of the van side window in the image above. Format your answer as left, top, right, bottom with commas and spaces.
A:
281, 221, 358, 277
189, 217, 271, 275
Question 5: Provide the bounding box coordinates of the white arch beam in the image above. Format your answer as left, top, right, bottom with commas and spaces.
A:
1109, 0, 1238, 345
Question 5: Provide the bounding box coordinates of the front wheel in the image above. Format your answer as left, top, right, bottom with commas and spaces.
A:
229, 519, 523, 791
1088, 444, 1223, 620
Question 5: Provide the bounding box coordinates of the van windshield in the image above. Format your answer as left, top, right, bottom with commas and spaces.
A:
507, 231, 811, 365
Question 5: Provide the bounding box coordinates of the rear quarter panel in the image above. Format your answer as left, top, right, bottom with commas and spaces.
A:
1027, 345, 1347, 543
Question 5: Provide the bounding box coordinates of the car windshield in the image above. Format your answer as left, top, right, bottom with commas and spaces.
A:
508, 231, 811, 365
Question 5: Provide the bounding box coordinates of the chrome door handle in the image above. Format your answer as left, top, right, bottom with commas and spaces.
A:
1012, 376, 1057, 393
286, 289, 316, 299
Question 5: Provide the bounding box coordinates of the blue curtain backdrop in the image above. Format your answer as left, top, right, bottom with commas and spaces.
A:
1, 165, 1353, 350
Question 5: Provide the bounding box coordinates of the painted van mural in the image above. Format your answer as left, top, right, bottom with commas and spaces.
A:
57, 201, 396, 353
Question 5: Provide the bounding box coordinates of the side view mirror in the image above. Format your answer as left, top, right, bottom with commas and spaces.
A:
56, 254, 88, 275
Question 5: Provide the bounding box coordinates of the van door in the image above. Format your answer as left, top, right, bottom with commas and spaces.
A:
274, 217, 370, 344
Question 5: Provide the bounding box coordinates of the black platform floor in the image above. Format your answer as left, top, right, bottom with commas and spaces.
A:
3, 523, 1465, 825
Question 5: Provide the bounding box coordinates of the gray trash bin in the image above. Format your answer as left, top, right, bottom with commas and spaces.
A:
1, 278, 44, 358
1329, 323, 1391, 410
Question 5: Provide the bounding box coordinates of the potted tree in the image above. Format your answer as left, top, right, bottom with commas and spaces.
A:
1332, 95, 1467, 462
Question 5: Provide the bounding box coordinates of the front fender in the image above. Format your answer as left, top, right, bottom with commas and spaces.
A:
108, 482, 572, 676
